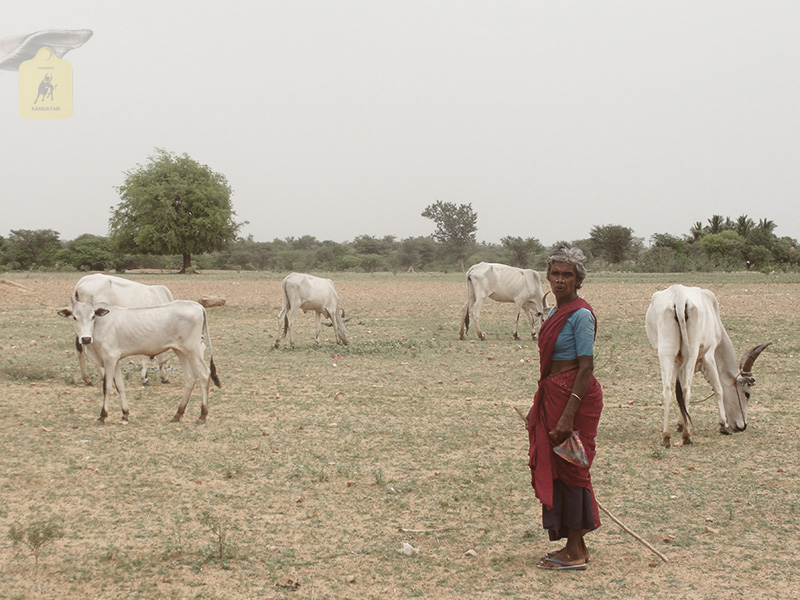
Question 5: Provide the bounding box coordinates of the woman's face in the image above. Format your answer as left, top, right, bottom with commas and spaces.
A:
547, 261, 578, 301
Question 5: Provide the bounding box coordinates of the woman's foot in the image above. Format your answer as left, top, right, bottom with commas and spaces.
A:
542, 547, 590, 564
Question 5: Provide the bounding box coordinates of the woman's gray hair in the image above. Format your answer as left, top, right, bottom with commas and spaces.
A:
546, 244, 588, 289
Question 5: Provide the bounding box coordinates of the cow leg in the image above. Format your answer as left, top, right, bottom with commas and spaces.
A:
511, 304, 522, 340
158, 352, 171, 383
193, 356, 211, 424
113, 361, 130, 422
140, 357, 150, 385
473, 297, 487, 341
523, 306, 537, 339
657, 355, 675, 447
98, 370, 110, 423
77, 337, 93, 385
171, 352, 197, 423
701, 357, 731, 434
286, 306, 298, 347
314, 312, 322, 344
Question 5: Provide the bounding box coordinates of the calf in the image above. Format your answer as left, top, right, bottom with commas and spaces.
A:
58, 300, 220, 424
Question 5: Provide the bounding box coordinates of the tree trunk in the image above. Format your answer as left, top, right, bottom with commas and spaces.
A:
179, 253, 192, 274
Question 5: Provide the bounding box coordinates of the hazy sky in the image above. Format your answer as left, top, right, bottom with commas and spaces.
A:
2, 1, 798, 246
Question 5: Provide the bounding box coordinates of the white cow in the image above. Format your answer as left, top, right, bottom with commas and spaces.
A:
274, 273, 349, 348
459, 262, 548, 341
645, 284, 770, 447
72, 273, 175, 386
58, 300, 220, 424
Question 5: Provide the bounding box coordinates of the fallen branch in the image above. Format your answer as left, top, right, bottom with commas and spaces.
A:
398, 527, 456, 533
513, 406, 668, 563
0, 279, 31, 291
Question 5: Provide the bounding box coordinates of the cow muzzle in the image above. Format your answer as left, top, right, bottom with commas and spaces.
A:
80, 336, 93, 345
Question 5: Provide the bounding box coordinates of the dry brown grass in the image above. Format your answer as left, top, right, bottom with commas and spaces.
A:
0, 271, 798, 600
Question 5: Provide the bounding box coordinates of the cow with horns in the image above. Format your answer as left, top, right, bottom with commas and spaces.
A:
645, 284, 770, 447
459, 262, 549, 341
274, 273, 349, 348
71, 273, 175, 386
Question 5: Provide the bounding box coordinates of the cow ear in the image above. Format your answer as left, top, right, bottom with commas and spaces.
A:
57, 308, 72, 318
95, 307, 110, 317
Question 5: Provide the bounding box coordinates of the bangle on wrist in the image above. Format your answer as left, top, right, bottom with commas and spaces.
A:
570, 392, 582, 402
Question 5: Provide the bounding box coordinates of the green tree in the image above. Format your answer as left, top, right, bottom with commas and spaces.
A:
421, 201, 477, 270
650, 233, 688, 253
8, 229, 62, 269
59, 234, 114, 271
706, 215, 727, 234
689, 221, 706, 242
109, 149, 243, 273
735, 215, 755, 238
700, 230, 746, 266
501, 236, 544, 268
589, 224, 635, 264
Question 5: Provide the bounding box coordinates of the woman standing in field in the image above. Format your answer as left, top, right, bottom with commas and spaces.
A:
527, 244, 603, 571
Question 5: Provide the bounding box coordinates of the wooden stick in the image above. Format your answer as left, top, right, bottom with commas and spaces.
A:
513, 406, 668, 563
595, 500, 668, 562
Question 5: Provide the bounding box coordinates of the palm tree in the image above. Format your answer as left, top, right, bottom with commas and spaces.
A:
757, 218, 776, 234
707, 215, 726, 234
689, 221, 705, 242
735, 215, 754, 238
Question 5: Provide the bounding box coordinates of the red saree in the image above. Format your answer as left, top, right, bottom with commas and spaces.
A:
528, 297, 603, 530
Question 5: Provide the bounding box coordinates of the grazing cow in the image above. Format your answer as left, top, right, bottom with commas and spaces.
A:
645, 284, 770, 447
58, 300, 220, 424
275, 273, 349, 348
459, 262, 548, 341
72, 273, 174, 386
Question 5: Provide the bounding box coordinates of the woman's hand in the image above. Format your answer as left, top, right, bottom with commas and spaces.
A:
549, 414, 574, 445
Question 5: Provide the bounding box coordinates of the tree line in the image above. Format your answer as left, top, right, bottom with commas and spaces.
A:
2, 150, 797, 274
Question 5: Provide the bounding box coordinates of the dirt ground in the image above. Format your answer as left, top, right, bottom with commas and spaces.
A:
0, 271, 798, 600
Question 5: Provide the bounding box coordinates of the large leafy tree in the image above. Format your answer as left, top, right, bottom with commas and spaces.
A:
421, 201, 477, 270
8, 229, 61, 269
589, 224, 636, 264
60, 234, 114, 271
109, 149, 242, 273
501, 236, 544, 268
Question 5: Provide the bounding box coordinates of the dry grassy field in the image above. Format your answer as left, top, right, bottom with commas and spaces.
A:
0, 271, 798, 600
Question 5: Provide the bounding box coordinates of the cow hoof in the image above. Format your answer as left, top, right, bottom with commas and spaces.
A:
681, 437, 692, 445
171, 415, 183, 423
196, 417, 206, 425
662, 436, 671, 448
95, 418, 106, 425
719, 425, 732, 435
160, 378, 170, 384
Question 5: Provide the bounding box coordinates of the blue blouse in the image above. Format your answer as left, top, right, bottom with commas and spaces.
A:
549, 307, 595, 359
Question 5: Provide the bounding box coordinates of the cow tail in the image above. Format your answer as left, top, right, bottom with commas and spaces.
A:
675, 378, 692, 430
203, 308, 222, 388
463, 275, 473, 331
673, 299, 693, 429
281, 279, 291, 337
